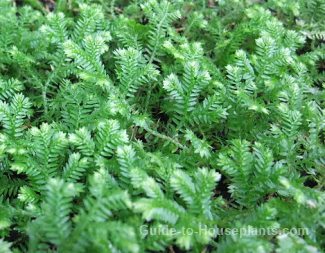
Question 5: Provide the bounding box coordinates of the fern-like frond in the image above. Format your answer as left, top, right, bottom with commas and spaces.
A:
0, 94, 31, 138
63, 153, 89, 183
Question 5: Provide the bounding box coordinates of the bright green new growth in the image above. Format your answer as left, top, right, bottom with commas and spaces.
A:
0, 0, 324, 253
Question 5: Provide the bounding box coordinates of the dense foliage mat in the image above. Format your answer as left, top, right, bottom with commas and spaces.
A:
0, 0, 324, 252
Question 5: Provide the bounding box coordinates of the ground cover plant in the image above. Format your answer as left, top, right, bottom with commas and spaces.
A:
0, 0, 324, 252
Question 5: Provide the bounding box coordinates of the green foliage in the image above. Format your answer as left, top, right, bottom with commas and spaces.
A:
0, 0, 324, 252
